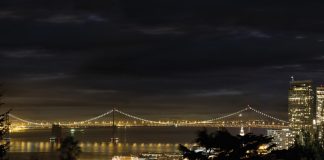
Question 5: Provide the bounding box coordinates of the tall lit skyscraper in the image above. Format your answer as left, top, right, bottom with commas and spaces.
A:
316, 86, 324, 139
288, 79, 315, 136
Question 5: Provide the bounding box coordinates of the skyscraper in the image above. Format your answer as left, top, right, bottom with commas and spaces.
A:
316, 86, 324, 139
288, 79, 315, 136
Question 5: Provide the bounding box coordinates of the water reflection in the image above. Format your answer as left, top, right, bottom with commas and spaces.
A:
9, 141, 187, 155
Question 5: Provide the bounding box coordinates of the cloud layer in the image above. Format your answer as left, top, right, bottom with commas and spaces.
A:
1, 0, 324, 120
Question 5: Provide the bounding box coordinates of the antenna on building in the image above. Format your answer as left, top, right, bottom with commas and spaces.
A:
291, 76, 294, 82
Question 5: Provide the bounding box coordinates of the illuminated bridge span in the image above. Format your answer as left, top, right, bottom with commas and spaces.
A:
8, 106, 289, 129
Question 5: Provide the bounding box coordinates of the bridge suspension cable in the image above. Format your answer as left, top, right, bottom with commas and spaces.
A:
115, 109, 172, 125
248, 106, 288, 123
9, 109, 114, 126
201, 107, 249, 123
9, 114, 46, 126
183, 106, 288, 125
183, 107, 250, 125
61, 109, 114, 125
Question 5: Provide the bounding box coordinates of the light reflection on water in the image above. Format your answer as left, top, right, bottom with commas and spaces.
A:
7, 127, 265, 159
9, 141, 187, 155
9, 141, 192, 159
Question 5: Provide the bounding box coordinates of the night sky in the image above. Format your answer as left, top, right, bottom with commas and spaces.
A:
1, 0, 324, 121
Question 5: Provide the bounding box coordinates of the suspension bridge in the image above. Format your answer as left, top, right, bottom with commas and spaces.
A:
8, 105, 289, 129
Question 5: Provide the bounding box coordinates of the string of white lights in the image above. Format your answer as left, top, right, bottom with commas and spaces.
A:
9, 110, 114, 126
77, 110, 114, 124
183, 107, 250, 125
115, 109, 172, 125
248, 106, 289, 123
61, 110, 114, 125
8, 114, 46, 126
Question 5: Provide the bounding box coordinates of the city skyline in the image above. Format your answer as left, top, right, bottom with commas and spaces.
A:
1, 0, 324, 121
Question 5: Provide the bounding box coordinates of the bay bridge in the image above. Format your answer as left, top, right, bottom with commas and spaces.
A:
8, 105, 289, 129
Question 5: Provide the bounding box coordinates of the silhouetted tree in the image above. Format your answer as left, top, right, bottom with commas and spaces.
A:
0, 85, 10, 160
58, 136, 82, 160
179, 144, 207, 160
179, 128, 275, 160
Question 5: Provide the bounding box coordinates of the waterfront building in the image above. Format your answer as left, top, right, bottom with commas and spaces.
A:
288, 79, 315, 136
267, 129, 293, 150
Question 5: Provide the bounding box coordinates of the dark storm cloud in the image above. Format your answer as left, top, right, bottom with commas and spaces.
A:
1, 0, 324, 120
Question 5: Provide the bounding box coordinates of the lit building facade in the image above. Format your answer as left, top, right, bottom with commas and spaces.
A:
316, 87, 324, 139
288, 80, 315, 136
267, 129, 293, 150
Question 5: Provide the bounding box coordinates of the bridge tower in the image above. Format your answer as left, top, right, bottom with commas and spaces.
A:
111, 107, 119, 143
51, 124, 62, 143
